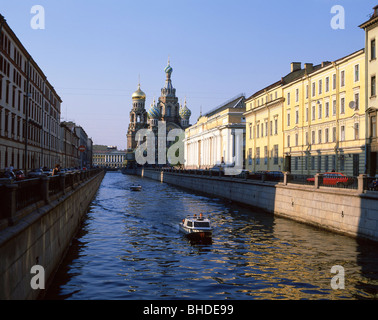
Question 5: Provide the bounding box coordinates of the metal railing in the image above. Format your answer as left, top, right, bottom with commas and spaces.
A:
143, 167, 375, 192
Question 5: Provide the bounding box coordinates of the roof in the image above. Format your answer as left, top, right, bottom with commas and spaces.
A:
0, 14, 62, 103
203, 94, 245, 118
246, 48, 364, 100
359, 6, 378, 29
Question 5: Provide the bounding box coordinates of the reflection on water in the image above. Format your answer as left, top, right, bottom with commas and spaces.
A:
44, 172, 378, 300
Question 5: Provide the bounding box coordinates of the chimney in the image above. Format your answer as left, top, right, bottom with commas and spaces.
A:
291, 62, 301, 72
321, 61, 330, 68
304, 63, 313, 73
374, 5, 378, 18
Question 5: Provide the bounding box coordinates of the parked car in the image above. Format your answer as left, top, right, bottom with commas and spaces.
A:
265, 171, 284, 181
27, 168, 44, 178
209, 165, 224, 173
306, 172, 354, 187
0, 170, 16, 183
42, 169, 53, 176
14, 170, 26, 181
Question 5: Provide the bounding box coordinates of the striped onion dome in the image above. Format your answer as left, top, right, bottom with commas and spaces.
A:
148, 99, 161, 119
179, 98, 191, 119
165, 58, 173, 74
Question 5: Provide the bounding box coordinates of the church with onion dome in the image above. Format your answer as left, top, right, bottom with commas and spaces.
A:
127, 59, 191, 151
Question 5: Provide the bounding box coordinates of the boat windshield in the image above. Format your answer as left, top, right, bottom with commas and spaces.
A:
193, 221, 210, 228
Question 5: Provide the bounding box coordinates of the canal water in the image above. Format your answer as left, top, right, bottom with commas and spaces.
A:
45, 172, 378, 300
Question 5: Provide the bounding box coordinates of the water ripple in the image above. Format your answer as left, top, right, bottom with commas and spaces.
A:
44, 172, 378, 300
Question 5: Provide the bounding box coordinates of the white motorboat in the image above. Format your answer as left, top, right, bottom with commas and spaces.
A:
179, 213, 213, 240
130, 184, 142, 191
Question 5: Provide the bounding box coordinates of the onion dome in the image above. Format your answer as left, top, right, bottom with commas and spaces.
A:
179, 98, 191, 119
132, 83, 146, 100
148, 98, 161, 119
164, 57, 173, 75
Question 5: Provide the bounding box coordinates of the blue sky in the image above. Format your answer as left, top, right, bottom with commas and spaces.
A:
1, 0, 376, 149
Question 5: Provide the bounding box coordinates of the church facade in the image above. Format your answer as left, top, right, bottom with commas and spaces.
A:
126, 60, 191, 163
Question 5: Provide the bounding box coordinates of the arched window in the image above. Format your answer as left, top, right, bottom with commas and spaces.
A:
167, 106, 171, 116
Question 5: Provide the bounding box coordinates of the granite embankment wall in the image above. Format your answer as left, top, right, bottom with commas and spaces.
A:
0, 170, 105, 300
139, 168, 378, 242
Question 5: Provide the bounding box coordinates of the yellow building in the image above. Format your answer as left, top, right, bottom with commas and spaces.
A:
360, 5, 378, 176
283, 50, 366, 176
184, 94, 245, 169
244, 80, 284, 172
243, 62, 319, 173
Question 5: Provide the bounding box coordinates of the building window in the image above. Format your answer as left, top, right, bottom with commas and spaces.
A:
340, 97, 345, 114
264, 146, 268, 165
318, 129, 322, 144
372, 76, 376, 97
306, 85, 309, 99
340, 125, 345, 141
319, 79, 322, 95
295, 133, 298, 146
295, 109, 299, 124
287, 135, 290, 147
312, 105, 316, 121
265, 121, 268, 137
295, 89, 299, 102
311, 156, 315, 170
249, 124, 252, 140
287, 111, 290, 127
274, 118, 278, 135
354, 65, 359, 82
325, 102, 329, 118
318, 156, 322, 172
354, 93, 359, 110
294, 157, 298, 171
318, 103, 322, 119
340, 155, 345, 171
325, 155, 329, 172
325, 128, 329, 143
312, 83, 316, 97
270, 121, 273, 136
333, 74, 337, 90
257, 124, 259, 138
287, 92, 290, 105
273, 145, 278, 165
256, 147, 260, 165
261, 123, 264, 137
325, 77, 329, 92
371, 116, 377, 138
333, 100, 336, 116
372, 39, 376, 60
340, 70, 345, 87
248, 148, 252, 165
305, 132, 309, 145
333, 127, 337, 142
312, 131, 315, 144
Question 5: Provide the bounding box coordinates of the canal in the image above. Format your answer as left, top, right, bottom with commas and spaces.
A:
44, 172, 378, 300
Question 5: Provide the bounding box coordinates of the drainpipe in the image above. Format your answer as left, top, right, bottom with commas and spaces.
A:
364, 29, 369, 175
332, 61, 340, 172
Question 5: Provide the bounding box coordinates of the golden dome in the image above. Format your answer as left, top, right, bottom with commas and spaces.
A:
132, 84, 146, 100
